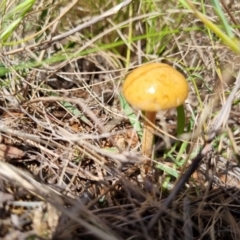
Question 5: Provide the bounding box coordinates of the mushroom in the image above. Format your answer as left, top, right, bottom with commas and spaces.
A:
122, 63, 189, 165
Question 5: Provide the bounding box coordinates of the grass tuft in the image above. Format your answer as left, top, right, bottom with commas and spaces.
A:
0, 0, 240, 239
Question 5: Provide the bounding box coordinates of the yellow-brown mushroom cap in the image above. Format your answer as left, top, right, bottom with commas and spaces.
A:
122, 63, 189, 112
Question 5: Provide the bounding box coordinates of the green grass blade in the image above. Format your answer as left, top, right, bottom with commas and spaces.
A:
155, 162, 178, 178
61, 101, 92, 126
179, 0, 240, 53
1, 0, 36, 42
3, 0, 36, 20
119, 93, 142, 138
0, 18, 22, 41
210, 0, 234, 38
176, 105, 186, 136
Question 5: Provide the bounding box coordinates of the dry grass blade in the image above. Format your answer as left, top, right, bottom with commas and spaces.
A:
211, 70, 240, 132
3, 0, 133, 55
0, 161, 119, 240
148, 69, 240, 229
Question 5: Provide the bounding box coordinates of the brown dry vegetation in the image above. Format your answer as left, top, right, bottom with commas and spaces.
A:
1, 0, 240, 239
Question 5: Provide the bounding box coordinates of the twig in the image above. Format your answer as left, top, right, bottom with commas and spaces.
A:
3, 0, 132, 55
147, 139, 212, 230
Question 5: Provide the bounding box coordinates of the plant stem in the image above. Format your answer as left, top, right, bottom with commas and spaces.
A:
141, 111, 156, 174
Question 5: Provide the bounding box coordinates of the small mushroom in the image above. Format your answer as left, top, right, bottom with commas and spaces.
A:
122, 63, 188, 161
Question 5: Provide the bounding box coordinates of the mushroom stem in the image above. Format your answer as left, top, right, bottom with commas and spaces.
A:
142, 111, 156, 158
